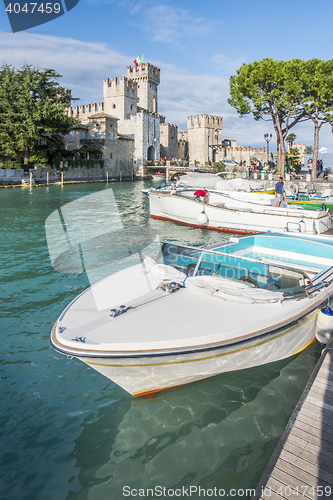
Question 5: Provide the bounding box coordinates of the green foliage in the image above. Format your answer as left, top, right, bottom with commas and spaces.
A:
286, 133, 296, 143
228, 58, 333, 174
28, 151, 48, 167
212, 161, 226, 173
305, 145, 313, 155
289, 148, 300, 157
1, 158, 21, 169
0, 64, 78, 165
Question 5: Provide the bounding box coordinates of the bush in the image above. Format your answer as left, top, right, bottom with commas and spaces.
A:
1, 159, 21, 169
212, 161, 226, 173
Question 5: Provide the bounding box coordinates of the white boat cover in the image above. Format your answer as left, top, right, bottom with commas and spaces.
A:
214, 178, 264, 191
143, 257, 284, 304
179, 173, 263, 191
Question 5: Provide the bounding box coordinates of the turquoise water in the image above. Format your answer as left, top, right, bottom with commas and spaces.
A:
0, 181, 322, 500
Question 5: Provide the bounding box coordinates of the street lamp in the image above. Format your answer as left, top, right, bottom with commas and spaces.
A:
264, 133, 272, 165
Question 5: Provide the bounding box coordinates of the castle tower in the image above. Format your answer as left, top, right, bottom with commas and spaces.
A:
160, 123, 178, 160
187, 115, 223, 163
127, 63, 160, 114
103, 77, 138, 121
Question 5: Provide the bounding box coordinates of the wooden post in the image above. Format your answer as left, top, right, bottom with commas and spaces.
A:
166, 161, 170, 181
47, 171, 49, 185
106, 171, 109, 183
61, 171, 63, 185
29, 170, 32, 188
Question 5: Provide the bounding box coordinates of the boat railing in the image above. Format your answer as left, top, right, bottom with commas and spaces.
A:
262, 207, 308, 217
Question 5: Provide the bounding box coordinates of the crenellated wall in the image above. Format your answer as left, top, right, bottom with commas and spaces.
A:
127, 63, 160, 84
187, 114, 223, 129
67, 102, 105, 122
126, 63, 159, 114
186, 114, 223, 163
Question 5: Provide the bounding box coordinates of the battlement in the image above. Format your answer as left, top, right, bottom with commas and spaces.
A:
187, 114, 223, 129
127, 63, 160, 84
160, 122, 178, 130
103, 76, 137, 89
103, 77, 138, 102
68, 102, 104, 118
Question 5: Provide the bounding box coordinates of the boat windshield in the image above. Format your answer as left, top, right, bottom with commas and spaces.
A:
158, 242, 312, 295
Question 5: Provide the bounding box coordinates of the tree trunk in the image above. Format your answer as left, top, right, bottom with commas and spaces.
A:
277, 141, 286, 176
312, 119, 320, 180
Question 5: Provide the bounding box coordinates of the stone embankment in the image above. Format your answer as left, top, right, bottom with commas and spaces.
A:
1, 166, 333, 195
0, 165, 135, 187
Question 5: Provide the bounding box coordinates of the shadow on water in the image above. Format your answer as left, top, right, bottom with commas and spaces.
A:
67, 344, 321, 500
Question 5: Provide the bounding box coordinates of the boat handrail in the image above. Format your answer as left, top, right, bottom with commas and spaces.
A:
262, 208, 308, 217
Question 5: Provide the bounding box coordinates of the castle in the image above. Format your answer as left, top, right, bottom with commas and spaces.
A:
64, 62, 274, 176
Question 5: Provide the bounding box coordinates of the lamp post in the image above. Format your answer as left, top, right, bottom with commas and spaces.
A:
264, 133, 272, 165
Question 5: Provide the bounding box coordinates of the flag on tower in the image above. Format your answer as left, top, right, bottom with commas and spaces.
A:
134, 55, 144, 66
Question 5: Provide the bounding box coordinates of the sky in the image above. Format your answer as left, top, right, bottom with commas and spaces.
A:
1, 0, 333, 152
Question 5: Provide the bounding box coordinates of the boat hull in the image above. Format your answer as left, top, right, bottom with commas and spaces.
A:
76, 314, 317, 397
149, 191, 332, 234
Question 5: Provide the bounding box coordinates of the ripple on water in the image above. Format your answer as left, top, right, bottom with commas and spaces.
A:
0, 182, 322, 500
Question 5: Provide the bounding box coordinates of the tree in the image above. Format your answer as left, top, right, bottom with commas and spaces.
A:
228, 59, 309, 175
293, 59, 333, 179
286, 133, 296, 151
0, 64, 78, 166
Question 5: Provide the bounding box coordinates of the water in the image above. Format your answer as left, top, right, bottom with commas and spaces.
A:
0, 181, 322, 500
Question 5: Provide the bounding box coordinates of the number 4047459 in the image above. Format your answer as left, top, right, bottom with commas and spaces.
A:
5, 3, 61, 14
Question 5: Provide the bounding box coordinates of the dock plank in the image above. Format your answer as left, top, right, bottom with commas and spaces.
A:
283, 439, 333, 475
251, 340, 333, 500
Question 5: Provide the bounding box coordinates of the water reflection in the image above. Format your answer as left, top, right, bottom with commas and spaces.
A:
68, 344, 320, 500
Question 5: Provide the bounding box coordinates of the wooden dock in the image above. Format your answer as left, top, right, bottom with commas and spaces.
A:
252, 337, 333, 499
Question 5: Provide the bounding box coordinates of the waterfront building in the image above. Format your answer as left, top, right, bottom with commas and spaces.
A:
64, 62, 276, 176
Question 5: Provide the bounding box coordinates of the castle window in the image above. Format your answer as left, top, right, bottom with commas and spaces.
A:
110, 153, 113, 159
113, 104, 116, 109
110, 132, 114, 141
81, 130, 87, 139
95, 132, 99, 139
69, 131, 75, 142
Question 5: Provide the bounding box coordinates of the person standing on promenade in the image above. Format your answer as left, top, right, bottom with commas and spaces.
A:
275, 177, 284, 207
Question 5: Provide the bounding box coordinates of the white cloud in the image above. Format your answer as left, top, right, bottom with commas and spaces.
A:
123, 1, 216, 46
1, 30, 331, 150
0, 31, 127, 102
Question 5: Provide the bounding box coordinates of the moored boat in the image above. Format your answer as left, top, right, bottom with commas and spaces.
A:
152, 172, 166, 181
149, 188, 332, 234
51, 232, 333, 397
287, 194, 333, 211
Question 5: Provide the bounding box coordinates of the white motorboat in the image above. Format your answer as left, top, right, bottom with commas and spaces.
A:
51, 232, 333, 398
149, 188, 332, 235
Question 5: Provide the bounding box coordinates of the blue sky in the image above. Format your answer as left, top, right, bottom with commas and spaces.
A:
1, 0, 333, 151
